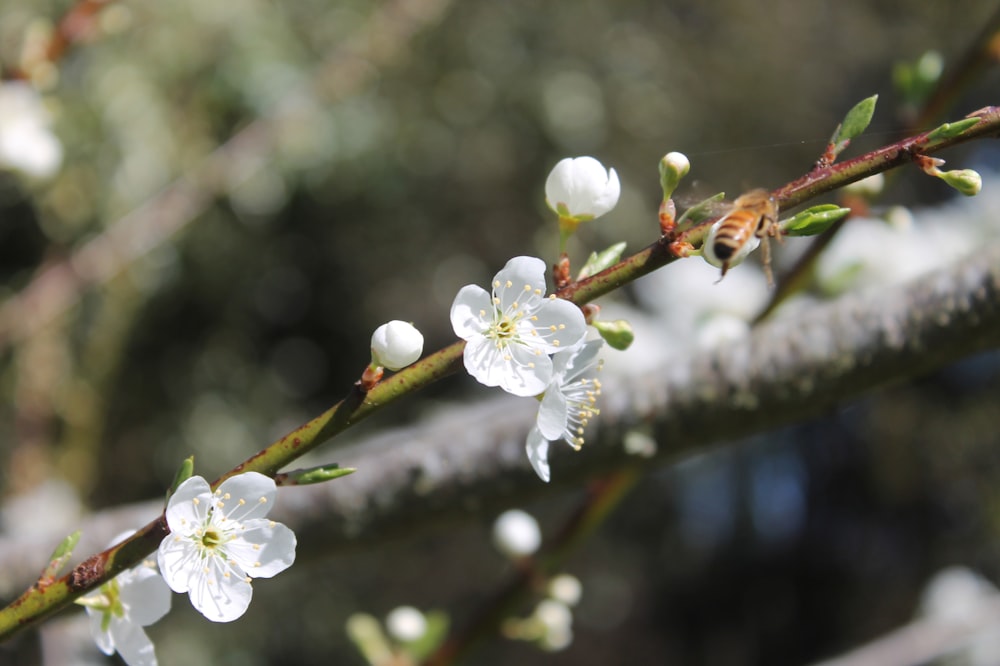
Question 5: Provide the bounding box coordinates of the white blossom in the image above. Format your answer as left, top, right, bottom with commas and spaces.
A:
526, 339, 604, 482
534, 599, 574, 651
385, 605, 428, 642
450, 256, 586, 397
0, 81, 63, 179
157, 472, 296, 622
371, 320, 424, 370
493, 509, 542, 558
548, 574, 583, 607
545, 156, 620, 221
76, 533, 171, 666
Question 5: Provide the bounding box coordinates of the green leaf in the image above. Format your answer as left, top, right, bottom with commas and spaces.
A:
782, 205, 851, 237
925, 117, 981, 142
276, 463, 356, 486
832, 94, 878, 146
593, 319, 635, 350
577, 242, 627, 279
42, 531, 82, 581
166, 455, 195, 503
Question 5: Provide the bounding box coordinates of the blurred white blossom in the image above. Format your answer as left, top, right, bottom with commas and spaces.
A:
385, 605, 428, 642
76, 533, 171, 666
0, 81, 63, 179
548, 574, 583, 607
492, 508, 541, 558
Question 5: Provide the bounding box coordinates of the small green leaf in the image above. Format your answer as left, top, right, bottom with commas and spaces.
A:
41, 531, 82, 581
578, 242, 627, 279
50, 531, 81, 561
782, 205, 851, 237
166, 456, 195, 503
925, 117, 981, 142
832, 94, 878, 146
593, 319, 635, 350
676, 192, 726, 228
276, 464, 356, 486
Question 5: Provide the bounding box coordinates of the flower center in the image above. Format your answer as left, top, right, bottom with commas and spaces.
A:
201, 528, 223, 549
493, 312, 519, 340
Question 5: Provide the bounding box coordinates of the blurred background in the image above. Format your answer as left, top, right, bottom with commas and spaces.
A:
1, 0, 999, 664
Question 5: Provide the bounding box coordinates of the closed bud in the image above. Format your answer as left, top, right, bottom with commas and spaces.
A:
592, 319, 634, 350
545, 156, 620, 223
659, 151, 690, 200
371, 320, 424, 370
939, 168, 982, 197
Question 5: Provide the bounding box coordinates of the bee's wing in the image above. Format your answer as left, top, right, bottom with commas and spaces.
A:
675, 192, 732, 225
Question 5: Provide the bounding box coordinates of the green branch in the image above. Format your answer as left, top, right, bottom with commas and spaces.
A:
0, 104, 997, 642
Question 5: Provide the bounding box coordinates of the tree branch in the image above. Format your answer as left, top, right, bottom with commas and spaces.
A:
2, 237, 998, 607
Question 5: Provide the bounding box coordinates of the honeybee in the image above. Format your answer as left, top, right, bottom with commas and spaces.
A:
703, 188, 781, 285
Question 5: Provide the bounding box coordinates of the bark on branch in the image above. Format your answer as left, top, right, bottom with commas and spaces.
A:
3, 239, 998, 602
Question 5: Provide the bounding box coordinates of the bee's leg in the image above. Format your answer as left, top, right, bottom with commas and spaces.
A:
760, 237, 774, 287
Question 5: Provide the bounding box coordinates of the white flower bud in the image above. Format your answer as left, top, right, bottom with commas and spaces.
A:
548, 574, 582, 606
492, 508, 541, 558
663, 151, 690, 179
545, 156, 620, 221
370, 320, 424, 370
534, 599, 573, 651
385, 605, 427, 642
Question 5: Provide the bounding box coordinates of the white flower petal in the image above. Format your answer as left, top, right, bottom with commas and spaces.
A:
461, 336, 508, 389
109, 619, 157, 666
492, 256, 547, 311
526, 298, 587, 353
157, 535, 199, 594
230, 520, 297, 578
189, 555, 253, 623
450, 285, 492, 340
536, 388, 569, 441
559, 339, 604, 383
500, 344, 553, 397
120, 567, 172, 626
214, 472, 276, 522
164, 476, 211, 532
87, 609, 116, 655
526, 428, 552, 483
